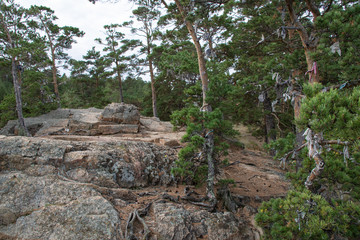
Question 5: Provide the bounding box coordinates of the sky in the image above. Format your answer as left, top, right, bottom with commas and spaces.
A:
19, 0, 138, 61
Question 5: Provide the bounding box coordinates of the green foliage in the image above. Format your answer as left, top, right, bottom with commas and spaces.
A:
217, 178, 236, 188
265, 132, 296, 160
314, 4, 360, 84
256, 190, 360, 239
297, 85, 360, 140
258, 86, 360, 240
170, 106, 236, 184
0, 93, 16, 127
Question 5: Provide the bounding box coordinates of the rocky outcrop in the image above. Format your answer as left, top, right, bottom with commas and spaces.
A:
0, 103, 145, 136
0, 136, 177, 188
0, 103, 179, 137
0, 108, 103, 136
0, 104, 269, 239
0, 135, 175, 239
0, 134, 260, 240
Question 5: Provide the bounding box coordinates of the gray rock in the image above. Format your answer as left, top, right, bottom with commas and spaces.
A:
0, 172, 121, 240
101, 103, 140, 124
98, 124, 139, 135
0, 108, 103, 136
154, 203, 197, 240
154, 203, 250, 240
0, 136, 177, 188
140, 117, 173, 132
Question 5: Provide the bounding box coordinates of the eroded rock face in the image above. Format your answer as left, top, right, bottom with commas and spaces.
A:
0, 104, 143, 136
0, 135, 256, 240
0, 136, 177, 188
154, 203, 252, 240
0, 171, 122, 240
101, 103, 140, 125
140, 117, 173, 132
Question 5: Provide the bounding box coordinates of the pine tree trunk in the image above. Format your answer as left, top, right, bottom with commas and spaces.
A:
149, 57, 158, 118
51, 54, 61, 108
263, 91, 276, 144
286, 0, 320, 170
174, 0, 216, 204
115, 61, 124, 103
11, 57, 30, 137
47, 29, 61, 108
0, 14, 30, 137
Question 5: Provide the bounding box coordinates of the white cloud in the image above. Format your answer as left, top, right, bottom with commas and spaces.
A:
18, 0, 137, 60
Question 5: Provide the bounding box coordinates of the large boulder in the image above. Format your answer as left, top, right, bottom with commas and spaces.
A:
101, 103, 140, 125
140, 116, 173, 132
0, 171, 121, 240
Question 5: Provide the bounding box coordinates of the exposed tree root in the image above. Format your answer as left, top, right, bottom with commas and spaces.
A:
124, 204, 151, 240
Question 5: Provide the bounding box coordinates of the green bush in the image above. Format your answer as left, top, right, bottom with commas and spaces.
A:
170, 106, 236, 184
256, 190, 360, 239
256, 85, 360, 239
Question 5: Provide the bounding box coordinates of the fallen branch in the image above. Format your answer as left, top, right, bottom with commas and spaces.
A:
189, 201, 216, 211
161, 193, 179, 203
180, 195, 207, 202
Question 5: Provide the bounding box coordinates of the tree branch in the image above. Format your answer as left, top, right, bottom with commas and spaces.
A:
304, 0, 321, 19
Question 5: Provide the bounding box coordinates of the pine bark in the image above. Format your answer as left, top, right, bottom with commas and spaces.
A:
285, 0, 320, 84
285, 0, 321, 170
147, 41, 157, 117
50, 47, 61, 108
115, 60, 124, 103
43, 22, 61, 108
173, 0, 216, 204
263, 91, 276, 144
0, 15, 30, 136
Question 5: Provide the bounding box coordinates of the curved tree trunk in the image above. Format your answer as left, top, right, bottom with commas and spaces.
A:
43, 22, 61, 108
285, 0, 320, 84
11, 57, 30, 137
51, 49, 61, 108
286, 0, 320, 171
174, 0, 216, 205
0, 15, 30, 136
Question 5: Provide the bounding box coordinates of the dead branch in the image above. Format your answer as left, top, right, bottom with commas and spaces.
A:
161, 193, 179, 203
180, 195, 207, 202
189, 201, 216, 211
321, 79, 360, 93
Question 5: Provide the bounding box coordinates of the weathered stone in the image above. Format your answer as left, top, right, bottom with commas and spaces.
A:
162, 139, 181, 147
0, 108, 103, 137
0, 207, 17, 226
101, 103, 140, 124
154, 203, 197, 240
0, 172, 121, 240
140, 116, 173, 132
98, 124, 139, 135
0, 136, 177, 188
154, 203, 250, 240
